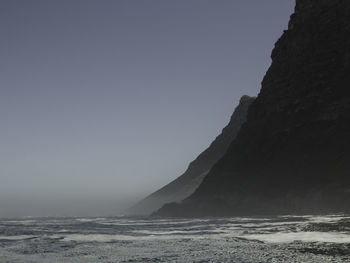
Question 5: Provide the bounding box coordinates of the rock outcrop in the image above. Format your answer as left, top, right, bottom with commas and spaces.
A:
155, 0, 350, 217
129, 95, 255, 215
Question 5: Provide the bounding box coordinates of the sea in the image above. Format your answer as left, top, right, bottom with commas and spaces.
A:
1, 215, 350, 262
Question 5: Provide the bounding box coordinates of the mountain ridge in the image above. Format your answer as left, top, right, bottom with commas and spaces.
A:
155, 0, 350, 217
129, 95, 255, 215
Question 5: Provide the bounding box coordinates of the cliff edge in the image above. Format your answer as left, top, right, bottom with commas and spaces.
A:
129, 95, 255, 215
156, 0, 350, 217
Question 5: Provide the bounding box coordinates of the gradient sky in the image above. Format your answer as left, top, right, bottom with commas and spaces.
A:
0, 0, 295, 217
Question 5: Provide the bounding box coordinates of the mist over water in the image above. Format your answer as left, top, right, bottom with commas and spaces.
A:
0, 194, 140, 218
0, 0, 295, 218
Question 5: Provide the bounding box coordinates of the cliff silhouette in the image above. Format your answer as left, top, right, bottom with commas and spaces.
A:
130, 96, 254, 215
155, 0, 350, 217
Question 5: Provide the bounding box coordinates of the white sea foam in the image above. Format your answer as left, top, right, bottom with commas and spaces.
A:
308, 215, 350, 224
0, 235, 36, 240
133, 229, 225, 235
241, 231, 350, 243
2, 215, 350, 263
75, 218, 107, 222
2, 220, 37, 225
59, 233, 209, 242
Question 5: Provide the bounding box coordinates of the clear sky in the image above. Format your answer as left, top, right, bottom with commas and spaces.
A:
0, 0, 295, 217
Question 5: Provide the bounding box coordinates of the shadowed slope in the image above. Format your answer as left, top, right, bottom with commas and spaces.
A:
129, 95, 255, 215
156, 0, 350, 217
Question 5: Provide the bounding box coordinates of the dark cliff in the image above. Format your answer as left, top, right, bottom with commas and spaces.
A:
155, 0, 350, 217
129, 95, 255, 215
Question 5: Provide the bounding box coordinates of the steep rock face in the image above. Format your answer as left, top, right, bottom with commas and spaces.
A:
129, 95, 255, 215
156, 0, 350, 217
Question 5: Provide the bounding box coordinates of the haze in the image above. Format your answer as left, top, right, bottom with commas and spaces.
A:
0, 0, 294, 217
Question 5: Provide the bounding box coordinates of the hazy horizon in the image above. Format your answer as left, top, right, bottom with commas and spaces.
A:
0, 0, 294, 217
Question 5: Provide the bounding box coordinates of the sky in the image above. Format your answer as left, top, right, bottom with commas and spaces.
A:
0, 0, 295, 217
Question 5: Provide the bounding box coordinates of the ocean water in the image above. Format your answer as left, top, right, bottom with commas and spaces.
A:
1, 215, 350, 262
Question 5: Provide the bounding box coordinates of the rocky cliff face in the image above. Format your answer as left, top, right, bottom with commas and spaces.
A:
129, 95, 255, 215
155, 0, 350, 217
